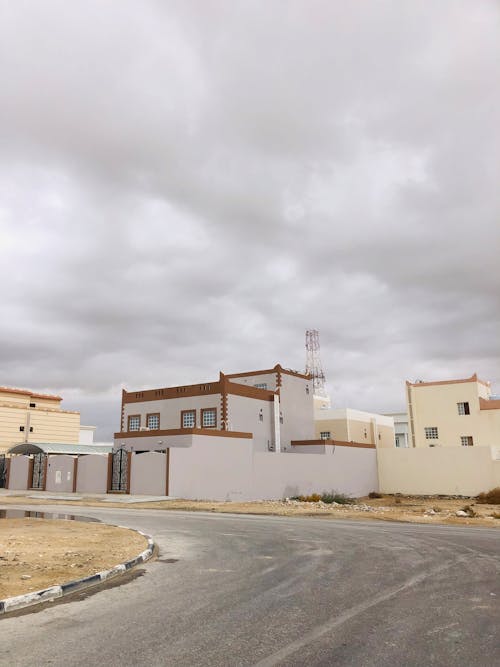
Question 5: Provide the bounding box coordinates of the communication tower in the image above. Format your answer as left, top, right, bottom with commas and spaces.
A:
305, 329, 327, 398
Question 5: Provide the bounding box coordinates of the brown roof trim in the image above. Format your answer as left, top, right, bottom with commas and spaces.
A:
226, 380, 276, 401
113, 428, 253, 439
290, 439, 376, 450
479, 397, 500, 411
0, 386, 62, 401
123, 380, 222, 404
406, 374, 490, 389
225, 364, 311, 381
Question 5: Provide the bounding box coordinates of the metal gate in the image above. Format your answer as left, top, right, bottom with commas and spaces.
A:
0, 455, 6, 488
31, 453, 47, 489
111, 448, 128, 492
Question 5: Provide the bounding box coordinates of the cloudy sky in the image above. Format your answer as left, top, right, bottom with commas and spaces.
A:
1, 1, 499, 440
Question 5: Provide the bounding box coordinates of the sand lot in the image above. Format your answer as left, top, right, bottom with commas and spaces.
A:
0, 518, 147, 599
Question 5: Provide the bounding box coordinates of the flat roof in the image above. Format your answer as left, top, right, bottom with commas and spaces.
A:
8, 443, 112, 455
0, 386, 62, 401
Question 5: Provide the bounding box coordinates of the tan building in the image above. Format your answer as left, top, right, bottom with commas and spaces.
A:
0, 386, 81, 455
314, 406, 395, 448
406, 374, 500, 448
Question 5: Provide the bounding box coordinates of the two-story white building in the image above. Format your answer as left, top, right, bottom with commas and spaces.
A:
114, 364, 315, 453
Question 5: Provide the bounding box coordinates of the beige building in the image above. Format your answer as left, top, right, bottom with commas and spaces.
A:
314, 406, 395, 448
0, 386, 81, 455
406, 374, 500, 448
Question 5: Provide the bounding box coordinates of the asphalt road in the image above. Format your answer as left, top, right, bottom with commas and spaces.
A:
1, 505, 499, 667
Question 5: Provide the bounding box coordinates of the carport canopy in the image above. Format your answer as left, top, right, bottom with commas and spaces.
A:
8, 442, 113, 455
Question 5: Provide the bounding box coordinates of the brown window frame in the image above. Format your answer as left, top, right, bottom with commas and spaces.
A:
201, 407, 217, 429
146, 413, 160, 430
128, 414, 141, 431
180, 409, 196, 429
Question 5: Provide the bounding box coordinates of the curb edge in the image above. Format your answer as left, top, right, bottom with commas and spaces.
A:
0, 527, 155, 615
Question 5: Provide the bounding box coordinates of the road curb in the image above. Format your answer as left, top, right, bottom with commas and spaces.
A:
0, 529, 155, 615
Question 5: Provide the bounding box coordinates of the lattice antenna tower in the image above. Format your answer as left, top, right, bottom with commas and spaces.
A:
305, 329, 327, 397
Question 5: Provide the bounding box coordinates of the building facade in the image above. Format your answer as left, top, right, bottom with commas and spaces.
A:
0, 386, 81, 455
314, 407, 395, 448
406, 374, 500, 448
114, 364, 315, 453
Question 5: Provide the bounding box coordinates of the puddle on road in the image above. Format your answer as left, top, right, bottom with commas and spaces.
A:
0, 509, 100, 522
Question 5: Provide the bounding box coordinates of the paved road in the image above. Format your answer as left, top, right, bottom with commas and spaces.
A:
1, 505, 499, 667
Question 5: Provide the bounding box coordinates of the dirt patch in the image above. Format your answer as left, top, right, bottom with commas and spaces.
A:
0, 518, 147, 599
1, 494, 500, 528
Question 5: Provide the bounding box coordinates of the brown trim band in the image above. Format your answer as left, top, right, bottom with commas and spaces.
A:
479, 397, 500, 410
0, 386, 63, 401
291, 439, 376, 450
225, 364, 310, 381
406, 374, 490, 388
123, 381, 223, 404
114, 428, 253, 439
226, 381, 276, 401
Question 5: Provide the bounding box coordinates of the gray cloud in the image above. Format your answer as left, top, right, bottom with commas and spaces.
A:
0, 1, 499, 438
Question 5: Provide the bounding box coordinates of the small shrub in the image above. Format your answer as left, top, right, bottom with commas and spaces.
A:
368, 491, 383, 499
432, 507, 442, 513
491, 512, 500, 519
394, 497, 402, 505
320, 491, 355, 505
476, 487, 500, 505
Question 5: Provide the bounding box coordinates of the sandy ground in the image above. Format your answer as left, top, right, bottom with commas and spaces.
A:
0, 519, 147, 599
1, 493, 499, 527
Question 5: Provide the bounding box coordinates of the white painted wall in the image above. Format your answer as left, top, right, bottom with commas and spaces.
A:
8, 456, 30, 490
251, 448, 379, 500
279, 374, 314, 448
123, 394, 222, 431
130, 451, 167, 495
226, 394, 273, 451
76, 454, 109, 494
169, 435, 253, 501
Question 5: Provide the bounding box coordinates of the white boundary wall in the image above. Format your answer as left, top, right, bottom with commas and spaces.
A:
378, 446, 500, 496
169, 436, 378, 501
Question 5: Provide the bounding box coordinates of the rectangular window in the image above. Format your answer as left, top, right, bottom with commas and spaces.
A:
254, 383, 268, 390
320, 431, 331, 440
181, 410, 196, 428
425, 427, 439, 439
29, 402, 36, 408
147, 413, 160, 430
128, 415, 140, 431
461, 436, 473, 447
19, 426, 25, 432
201, 408, 217, 428
457, 402, 470, 415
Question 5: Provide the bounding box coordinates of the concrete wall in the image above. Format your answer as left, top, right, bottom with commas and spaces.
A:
228, 372, 278, 390
252, 448, 379, 500
46, 455, 75, 493
279, 374, 314, 447
226, 394, 273, 452
122, 394, 222, 432
130, 451, 167, 495
168, 436, 378, 501
377, 446, 500, 496
76, 454, 109, 494
8, 456, 30, 490
169, 435, 254, 501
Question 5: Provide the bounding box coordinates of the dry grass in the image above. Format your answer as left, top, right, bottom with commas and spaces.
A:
476, 487, 500, 505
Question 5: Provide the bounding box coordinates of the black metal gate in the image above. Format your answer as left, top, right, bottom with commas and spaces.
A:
31, 453, 47, 489
0, 455, 6, 488
111, 448, 128, 492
